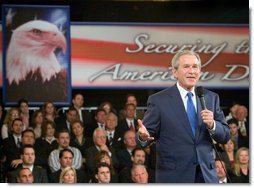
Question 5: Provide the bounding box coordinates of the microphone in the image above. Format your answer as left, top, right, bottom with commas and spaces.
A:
195, 86, 206, 110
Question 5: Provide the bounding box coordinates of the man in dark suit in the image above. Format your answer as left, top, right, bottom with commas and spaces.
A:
8, 144, 48, 183
49, 148, 88, 183
118, 103, 139, 135
137, 50, 230, 183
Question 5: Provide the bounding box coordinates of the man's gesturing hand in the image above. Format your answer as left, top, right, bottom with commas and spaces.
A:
137, 119, 154, 141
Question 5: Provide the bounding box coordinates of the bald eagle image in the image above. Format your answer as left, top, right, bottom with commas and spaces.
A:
5, 20, 69, 103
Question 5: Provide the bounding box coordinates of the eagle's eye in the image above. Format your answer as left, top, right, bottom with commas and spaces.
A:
32, 29, 42, 36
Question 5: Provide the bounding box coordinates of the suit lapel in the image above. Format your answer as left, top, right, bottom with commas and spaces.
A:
195, 94, 203, 142
169, 85, 194, 139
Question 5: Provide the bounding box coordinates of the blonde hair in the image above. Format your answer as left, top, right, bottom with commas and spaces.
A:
59, 166, 77, 183
233, 147, 249, 176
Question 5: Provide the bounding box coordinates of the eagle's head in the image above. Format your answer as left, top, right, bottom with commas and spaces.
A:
6, 20, 67, 84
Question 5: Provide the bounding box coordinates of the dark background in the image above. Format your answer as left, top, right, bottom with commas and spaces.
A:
0, 0, 249, 114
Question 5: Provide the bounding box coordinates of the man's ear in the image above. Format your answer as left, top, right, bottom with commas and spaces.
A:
172, 68, 177, 79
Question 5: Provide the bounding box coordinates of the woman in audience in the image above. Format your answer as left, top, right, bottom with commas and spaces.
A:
31, 110, 45, 139
70, 120, 93, 159
1, 107, 21, 139
217, 137, 236, 173
232, 147, 249, 183
34, 119, 58, 172
59, 166, 77, 183
41, 101, 58, 122
98, 101, 117, 115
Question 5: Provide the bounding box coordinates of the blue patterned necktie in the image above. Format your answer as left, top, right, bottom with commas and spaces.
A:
187, 92, 197, 136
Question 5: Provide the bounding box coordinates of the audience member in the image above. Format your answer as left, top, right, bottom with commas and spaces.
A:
232, 147, 249, 183
118, 93, 145, 120
217, 137, 236, 173
85, 128, 119, 180
34, 120, 58, 172
98, 101, 117, 115
235, 105, 249, 147
117, 130, 137, 170
48, 129, 82, 172
1, 107, 21, 140
41, 101, 58, 122
118, 103, 138, 134
119, 148, 155, 183
94, 162, 111, 183
105, 112, 123, 152
18, 98, 32, 129
8, 144, 48, 183
16, 167, 34, 183
225, 103, 239, 121
131, 164, 148, 183
70, 120, 93, 159
3, 118, 23, 172
72, 93, 93, 125
86, 109, 107, 137
59, 166, 77, 183
31, 110, 45, 139
93, 150, 118, 183
49, 148, 88, 183
227, 118, 248, 150
55, 106, 79, 135
215, 159, 233, 183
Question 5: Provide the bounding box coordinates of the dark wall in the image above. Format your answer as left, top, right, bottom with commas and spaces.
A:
0, 0, 249, 113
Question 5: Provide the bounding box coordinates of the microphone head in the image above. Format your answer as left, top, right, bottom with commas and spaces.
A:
196, 86, 204, 97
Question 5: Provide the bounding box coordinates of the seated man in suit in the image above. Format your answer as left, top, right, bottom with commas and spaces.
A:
16, 167, 34, 183
116, 130, 137, 171
94, 162, 111, 183
8, 144, 48, 183
48, 129, 82, 172
131, 164, 149, 184
119, 147, 155, 183
105, 112, 123, 152
49, 148, 88, 183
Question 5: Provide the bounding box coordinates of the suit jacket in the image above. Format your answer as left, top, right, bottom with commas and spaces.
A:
116, 149, 132, 170
140, 85, 230, 183
3, 135, 22, 171
8, 165, 48, 183
106, 128, 124, 152
118, 119, 138, 136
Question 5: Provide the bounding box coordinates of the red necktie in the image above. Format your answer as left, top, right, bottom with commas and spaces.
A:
130, 122, 135, 132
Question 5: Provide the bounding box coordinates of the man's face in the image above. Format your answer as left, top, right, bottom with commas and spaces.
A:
132, 150, 146, 165
22, 148, 35, 165
60, 151, 73, 168
94, 130, 106, 146
58, 132, 70, 148
131, 166, 148, 183
12, 120, 23, 135
95, 111, 106, 124
105, 114, 117, 130
127, 96, 137, 106
229, 123, 238, 136
172, 54, 201, 91
96, 167, 111, 183
72, 94, 84, 108
17, 168, 34, 183
67, 110, 79, 123
22, 132, 35, 145
124, 131, 137, 148
215, 161, 226, 179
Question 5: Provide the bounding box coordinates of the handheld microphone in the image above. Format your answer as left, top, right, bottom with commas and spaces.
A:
195, 86, 206, 110
195, 86, 232, 183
